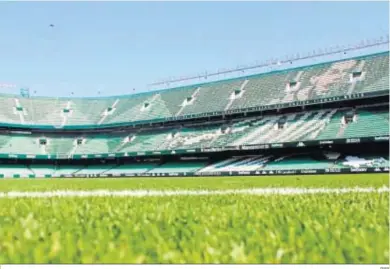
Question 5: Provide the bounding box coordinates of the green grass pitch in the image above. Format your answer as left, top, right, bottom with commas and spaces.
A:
0, 174, 388, 264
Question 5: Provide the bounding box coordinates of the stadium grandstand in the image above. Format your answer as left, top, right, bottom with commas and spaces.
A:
0, 51, 388, 178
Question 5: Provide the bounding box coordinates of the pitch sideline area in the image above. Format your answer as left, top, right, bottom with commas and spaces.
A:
0, 174, 387, 192
0, 187, 389, 199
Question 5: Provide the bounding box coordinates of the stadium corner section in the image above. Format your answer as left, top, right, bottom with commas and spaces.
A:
0, 51, 388, 178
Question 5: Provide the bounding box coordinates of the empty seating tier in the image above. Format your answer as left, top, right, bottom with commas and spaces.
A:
0, 53, 388, 128
0, 107, 387, 156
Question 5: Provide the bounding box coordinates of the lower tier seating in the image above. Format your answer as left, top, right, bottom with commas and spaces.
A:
147, 162, 208, 173
0, 165, 34, 178
336, 155, 389, 169
1, 152, 387, 178
197, 153, 389, 173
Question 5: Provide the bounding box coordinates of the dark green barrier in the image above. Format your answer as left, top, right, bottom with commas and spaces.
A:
56, 167, 388, 178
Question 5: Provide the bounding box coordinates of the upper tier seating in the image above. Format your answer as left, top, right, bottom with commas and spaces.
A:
0, 53, 388, 128
0, 96, 21, 124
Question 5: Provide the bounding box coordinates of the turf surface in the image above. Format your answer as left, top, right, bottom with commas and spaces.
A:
0, 174, 387, 192
0, 174, 388, 264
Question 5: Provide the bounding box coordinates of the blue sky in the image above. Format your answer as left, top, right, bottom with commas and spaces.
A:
0, 1, 388, 97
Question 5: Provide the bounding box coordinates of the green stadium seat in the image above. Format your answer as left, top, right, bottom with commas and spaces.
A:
0, 53, 387, 127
